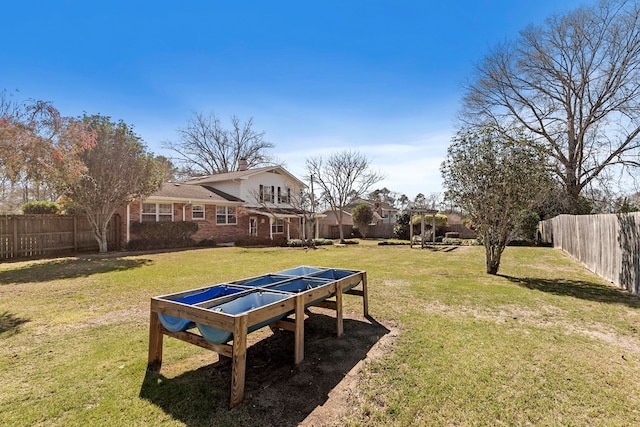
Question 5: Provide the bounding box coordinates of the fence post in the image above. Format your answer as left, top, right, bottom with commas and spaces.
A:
13, 217, 18, 258
73, 216, 78, 253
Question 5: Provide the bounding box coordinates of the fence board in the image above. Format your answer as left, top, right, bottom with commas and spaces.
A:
0, 214, 120, 260
539, 213, 640, 295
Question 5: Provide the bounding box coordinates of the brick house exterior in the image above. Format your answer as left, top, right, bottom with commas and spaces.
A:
117, 164, 308, 246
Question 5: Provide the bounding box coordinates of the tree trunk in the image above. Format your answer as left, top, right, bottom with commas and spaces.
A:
565, 180, 582, 215
484, 233, 504, 275
97, 233, 108, 253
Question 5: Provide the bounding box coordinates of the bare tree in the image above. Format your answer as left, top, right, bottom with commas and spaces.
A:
163, 112, 275, 176
463, 0, 640, 214
306, 150, 384, 242
64, 115, 164, 253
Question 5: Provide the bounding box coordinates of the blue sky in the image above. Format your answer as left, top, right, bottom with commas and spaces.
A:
2, 0, 586, 198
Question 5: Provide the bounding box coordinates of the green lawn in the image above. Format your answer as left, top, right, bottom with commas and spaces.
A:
1, 242, 639, 426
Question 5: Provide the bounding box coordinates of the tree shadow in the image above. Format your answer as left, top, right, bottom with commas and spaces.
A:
0, 311, 30, 337
412, 245, 459, 252
501, 275, 640, 308
139, 312, 391, 427
0, 257, 152, 285
617, 213, 640, 295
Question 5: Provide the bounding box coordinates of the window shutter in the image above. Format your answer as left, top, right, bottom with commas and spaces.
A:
259, 185, 264, 202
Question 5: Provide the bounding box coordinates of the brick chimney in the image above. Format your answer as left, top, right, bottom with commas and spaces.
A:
238, 158, 248, 171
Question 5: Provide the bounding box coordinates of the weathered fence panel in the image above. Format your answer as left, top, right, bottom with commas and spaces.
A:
539, 213, 640, 295
0, 214, 121, 260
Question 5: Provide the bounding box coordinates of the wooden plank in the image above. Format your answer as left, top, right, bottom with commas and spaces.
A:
163, 329, 234, 358
147, 308, 164, 371
151, 298, 236, 331
270, 318, 296, 331
245, 297, 296, 326
313, 300, 337, 310
362, 272, 369, 316
230, 314, 248, 408
335, 278, 344, 337
294, 294, 305, 364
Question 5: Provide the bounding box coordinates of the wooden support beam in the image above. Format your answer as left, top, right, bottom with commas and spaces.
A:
147, 311, 163, 372
230, 314, 248, 408
294, 295, 305, 364
335, 280, 344, 337
361, 272, 369, 317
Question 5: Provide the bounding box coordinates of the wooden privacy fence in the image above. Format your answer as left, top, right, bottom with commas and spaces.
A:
539, 213, 640, 295
0, 214, 121, 260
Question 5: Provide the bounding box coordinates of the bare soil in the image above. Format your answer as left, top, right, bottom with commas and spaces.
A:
140, 307, 398, 427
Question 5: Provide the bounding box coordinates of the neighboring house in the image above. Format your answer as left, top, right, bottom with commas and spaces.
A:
317, 209, 356, 240
317, 197, 399, 239
117, 161, 310, 246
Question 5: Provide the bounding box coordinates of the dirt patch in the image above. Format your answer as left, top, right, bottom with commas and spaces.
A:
140, 307, 399, 426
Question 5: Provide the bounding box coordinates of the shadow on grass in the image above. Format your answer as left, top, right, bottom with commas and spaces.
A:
140, 312, 390, 427
502, 275, 640, 308
412, 245, 459, 252
0, 257, 152, 285
0, 311, 30, 337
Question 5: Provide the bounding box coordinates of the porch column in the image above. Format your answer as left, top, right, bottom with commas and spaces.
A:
126, 204, 131, 243
302, 217, 306, 240
286, 218, 291, 240
432, 214, 436, 244
315, 219, 319, 239
269, 217, 273, 240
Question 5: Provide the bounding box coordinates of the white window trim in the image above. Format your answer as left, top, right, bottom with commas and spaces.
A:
271, 218, 285, 234
141, 202, 174, 222
192, 204, 205, 220
216, 206, 237, 225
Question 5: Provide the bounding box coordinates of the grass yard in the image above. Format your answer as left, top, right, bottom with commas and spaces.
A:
1, 241, 639, 426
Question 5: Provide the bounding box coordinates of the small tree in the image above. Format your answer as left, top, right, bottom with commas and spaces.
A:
306, 150, 384, 242
63, 115, 164, 253
441, 125, 549, 274
351, 203, 374, 238
0, 93, 96, 206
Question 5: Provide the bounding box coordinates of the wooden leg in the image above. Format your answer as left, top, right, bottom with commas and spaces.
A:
230, 314, 248, 408
362, 272, 369, 317
147, 310, 163, 372
336, 283, 344, 337
294, 294, 305, 364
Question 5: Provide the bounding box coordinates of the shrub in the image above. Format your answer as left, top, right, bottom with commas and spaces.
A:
127, 221, 199, 250
287, 238, 335, 248
313, 238, 334, 246
22, 201, 61, 215
341, 239, 359, 245
195, 238, 217, 247
442, 237, 462, 245
235, 236, 287, 247
378, 240, 410, 246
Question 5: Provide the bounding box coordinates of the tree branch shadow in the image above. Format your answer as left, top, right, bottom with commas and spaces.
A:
501, 275, 640, 308
0, 257, 152, 285
617, 213, 640, 295
0, 311, 30, 337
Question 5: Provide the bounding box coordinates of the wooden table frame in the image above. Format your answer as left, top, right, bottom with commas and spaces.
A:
147, 268, 368, 408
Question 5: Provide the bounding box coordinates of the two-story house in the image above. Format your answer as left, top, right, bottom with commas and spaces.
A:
118, 160, 309, 246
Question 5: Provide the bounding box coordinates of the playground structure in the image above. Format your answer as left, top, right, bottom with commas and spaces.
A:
147, 266, 369, 407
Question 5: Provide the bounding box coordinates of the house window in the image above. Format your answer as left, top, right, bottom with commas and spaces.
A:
271, 218, 285, 234
277, 187, 291, 204
192, 205, 205, 220
216, 206, 237, 225
141, 203, 173, 222
259, 185, 274, 203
